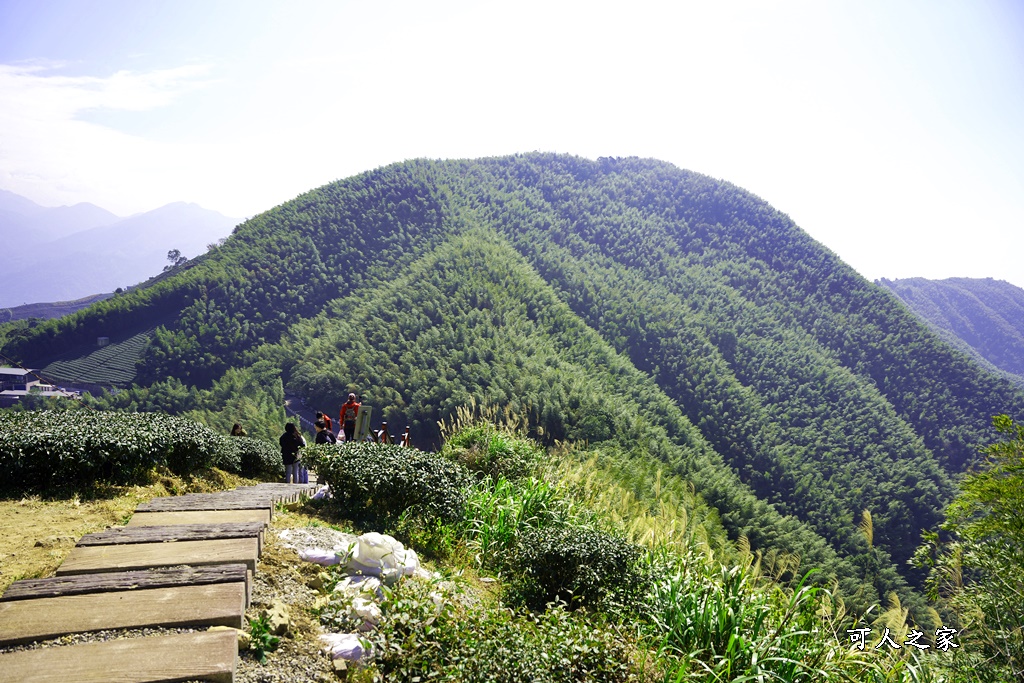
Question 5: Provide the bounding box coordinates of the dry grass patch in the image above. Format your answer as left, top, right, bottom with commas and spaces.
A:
0, 467, 257, 592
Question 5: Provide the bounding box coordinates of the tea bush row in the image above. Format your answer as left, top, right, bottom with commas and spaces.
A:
0, 410, 280, 493
302, 441, 471, 524
218, 435, 283, 479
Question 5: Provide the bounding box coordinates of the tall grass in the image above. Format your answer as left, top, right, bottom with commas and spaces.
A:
436, 419, 951, 683
538, 442, 728, 557
461, 476, 582, 567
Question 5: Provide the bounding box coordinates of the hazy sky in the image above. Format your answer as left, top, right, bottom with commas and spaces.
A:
1, 0, 1022, 287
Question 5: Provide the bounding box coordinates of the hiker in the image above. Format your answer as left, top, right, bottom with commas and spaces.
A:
279, 423, 306, 484
316, 411, 334, 435
315, 419, 337, 445
339, 393, 361, 442
230, 423, 247, 437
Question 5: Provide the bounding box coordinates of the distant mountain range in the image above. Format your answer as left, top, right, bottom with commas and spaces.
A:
879, 277, 1024, 385
0, 294, 114, 324
0, 190, 238, 308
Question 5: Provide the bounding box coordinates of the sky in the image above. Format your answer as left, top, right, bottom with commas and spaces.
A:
1, 0, 1022, 288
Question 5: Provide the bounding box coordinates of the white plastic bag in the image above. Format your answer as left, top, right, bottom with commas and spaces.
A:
349, 596, 381, 631
298, 547, 342, 566
342, 533, 420, 586
320, 632, 374, 663
334, 575, 384, 600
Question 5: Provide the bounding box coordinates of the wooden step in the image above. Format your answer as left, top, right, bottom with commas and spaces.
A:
0, 582, 245, 646
1, 564, 248, 602
133, 484, 320, 516
233, 483, 320, 502
126, 509, 271, 527
0, 629, 237, 683
56, 538, 259, 576
136, 497, 275, 513
77, 522, 266, 554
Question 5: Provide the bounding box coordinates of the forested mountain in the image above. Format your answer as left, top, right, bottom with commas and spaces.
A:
6, 154, 1023, 613
879, 277, 1024, 385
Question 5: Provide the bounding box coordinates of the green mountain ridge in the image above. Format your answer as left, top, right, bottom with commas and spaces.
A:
6, 154, 1024, 612
879, 276, 1024, 385
283, 228, 857, 585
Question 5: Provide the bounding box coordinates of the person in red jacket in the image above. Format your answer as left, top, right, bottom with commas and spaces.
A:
339, 393, 361, 442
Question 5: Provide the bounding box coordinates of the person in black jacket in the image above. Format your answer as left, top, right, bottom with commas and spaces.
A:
314, 419, 337, 445
279, 423, 305, 483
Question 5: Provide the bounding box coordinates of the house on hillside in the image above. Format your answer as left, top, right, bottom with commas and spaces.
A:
0, 367, 79, 407
0, 367, 37, 391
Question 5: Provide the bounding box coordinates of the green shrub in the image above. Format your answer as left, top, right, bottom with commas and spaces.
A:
217, 436, 282, 478
365, 576, 641, 682
506, 525, 644, 611
0, 409, 223, 494
462, 476, 576, 568
443, 423, 539, 481
302, 441, 471, 524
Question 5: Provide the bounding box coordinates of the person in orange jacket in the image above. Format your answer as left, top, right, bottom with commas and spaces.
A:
339, 393, 361, 442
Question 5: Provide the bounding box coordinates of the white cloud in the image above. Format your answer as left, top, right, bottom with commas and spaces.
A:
0, 62, 214, 213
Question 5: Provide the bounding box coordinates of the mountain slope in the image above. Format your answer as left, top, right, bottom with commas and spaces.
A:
0, 196, 120, 262
282, 228, 865, 593
6, 154, 1022, 601
0, 294, 114, 323
879, 277, 1024, 384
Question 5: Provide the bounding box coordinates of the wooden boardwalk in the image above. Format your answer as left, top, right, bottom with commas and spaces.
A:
0, 482, 318, 683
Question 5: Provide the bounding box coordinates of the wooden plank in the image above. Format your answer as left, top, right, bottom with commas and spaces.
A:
136, 497, 273, 511
238, 483, 320, 502
77, 522, 265, 554
55, 538, 259, 576
133, 484, 319, 514
0, 582, 245, 646
126, 509, 271, 527
1, 564, 247, 602
0, 630, 236, 683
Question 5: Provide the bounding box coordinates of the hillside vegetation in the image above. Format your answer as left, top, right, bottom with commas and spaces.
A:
3, 410, 981, 682
5, 154, 1024, 621
880, 276, 1024, 384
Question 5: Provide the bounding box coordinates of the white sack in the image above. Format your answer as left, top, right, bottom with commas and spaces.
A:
342, 533, 420, 586
298, 547, 342, 566
320, 632, 374, 663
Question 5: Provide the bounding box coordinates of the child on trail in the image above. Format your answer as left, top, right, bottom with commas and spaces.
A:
316, 411, 333, 435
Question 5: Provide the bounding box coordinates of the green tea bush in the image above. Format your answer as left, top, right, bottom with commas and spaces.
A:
302, 441, 471, 524
364, 576, 641, 682
442, 423, 539, 481
217, 436, 282, 478
0, 409, 223, 493
506, 525, 645, 611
